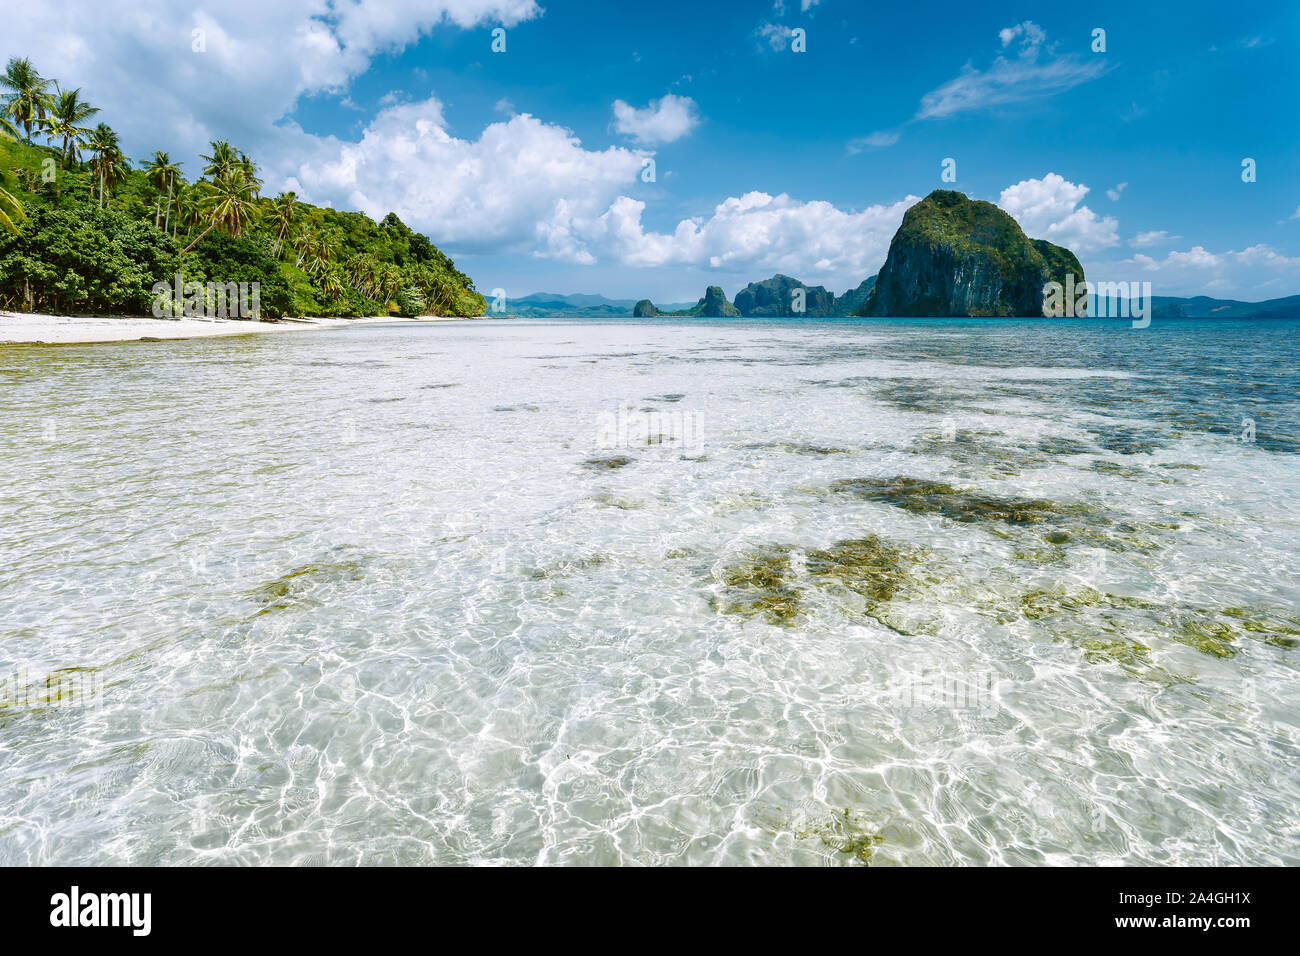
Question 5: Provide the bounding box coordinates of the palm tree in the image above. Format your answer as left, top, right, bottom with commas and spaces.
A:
85, 123, 127, 209
140, 151, 182, 229
44, 86, 98, 167
293, 232, 313, 270
378, 264, 402, 304
0, 58, 52, 143
268, 191, 298, 257
181, 169, 258, 253
425, 269, 459, 313
174, 182, 204, 240
199, 140, 238, 180
318, 266, 345, 300
0, 185, 23, 234
161, 160, 183, 235
294, 231, 337, 277
235, 152, 262, 195
345, 254, 381, 297
0, 118, 24, 233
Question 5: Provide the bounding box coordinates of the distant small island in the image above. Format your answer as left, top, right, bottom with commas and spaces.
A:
859, 189, 1084, 317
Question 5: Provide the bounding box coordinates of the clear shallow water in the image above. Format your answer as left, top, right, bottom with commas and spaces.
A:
1, 316, 1298, 865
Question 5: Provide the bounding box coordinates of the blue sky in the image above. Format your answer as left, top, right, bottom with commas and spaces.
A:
5, 0, 1299, 301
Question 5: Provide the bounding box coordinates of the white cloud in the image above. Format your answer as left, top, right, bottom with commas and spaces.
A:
998, 22, 1044, 48
1165, 246, 1222, 268
997, 174, 1120, 253
1232, 244, 1300, 268
917, 21, 1109, 120
286, 100, 648, 258
756, 22, 794, 51
771, 0, 819, 15
1, 0, 542, 171
1106, 182, 1127, 201
552, 191, 919, 291
1099, 243, 1300, 298
1290, 205, 1300, 220
847, 130, 900, 153
611, 94, 701, 146
1130, 230, 1179, 248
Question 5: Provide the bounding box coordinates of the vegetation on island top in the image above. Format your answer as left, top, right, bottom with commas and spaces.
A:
0, 57, 484, 319
859, 189, 1085, 318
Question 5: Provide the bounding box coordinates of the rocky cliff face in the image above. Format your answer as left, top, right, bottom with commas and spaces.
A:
833, 276, 876, 316
632, 299, 659, 317
735, 275, 835, 316
859, 190, 1084, 317
696, 285, 740, 317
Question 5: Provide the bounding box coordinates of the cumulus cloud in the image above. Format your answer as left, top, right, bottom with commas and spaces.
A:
611, 94, 701, 146
1, 0, 542, 169
1106, 182, 1127, 201
556, 192, 919, 290
285, 99, 647, 258
284, 91, 915, 284
917, 21, 1109, 120
1232, 244, 1300, 269
1097, 243, 1300, 298
997, 173, 1120, 253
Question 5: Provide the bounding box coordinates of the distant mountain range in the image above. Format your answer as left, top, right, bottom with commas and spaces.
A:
507, 292, 696, 317
1148, 295, 1300, 319
507, 282, 1300, 320
512, 276, 876, 318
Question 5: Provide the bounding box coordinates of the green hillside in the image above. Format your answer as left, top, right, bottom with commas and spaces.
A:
0, 58, 483, 319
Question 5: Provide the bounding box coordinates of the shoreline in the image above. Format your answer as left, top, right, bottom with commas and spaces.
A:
0, 312, 491, 346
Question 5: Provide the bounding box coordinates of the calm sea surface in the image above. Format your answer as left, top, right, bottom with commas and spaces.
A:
1, 317, 1297, 864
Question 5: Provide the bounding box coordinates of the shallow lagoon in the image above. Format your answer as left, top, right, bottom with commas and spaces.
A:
1, 316, 1297, 864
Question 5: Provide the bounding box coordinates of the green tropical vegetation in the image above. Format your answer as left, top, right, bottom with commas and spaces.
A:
0, 57, 484, 318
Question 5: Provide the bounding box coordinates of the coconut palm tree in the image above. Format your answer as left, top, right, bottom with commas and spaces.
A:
44, 86, 98, 167
0, 118, 24, 233
295, 232, 337, 277
85, 123, 128, 209
199, 140, 238, 180
235, 152, 262, 195
0, 58, 52, 143
0, 185, 23, 234
345, 254, 381, 297
174, 182, 204, 240
318, 266, 345, 300
293, 232, 312, 270
378, 264, 403, 304
161, 159, 183, 234
181, 169, 258, 252
268, 191, 298, 257
140, 151, 182, 229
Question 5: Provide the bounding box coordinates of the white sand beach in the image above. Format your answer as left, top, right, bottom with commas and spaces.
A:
0, 312, 483, 345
